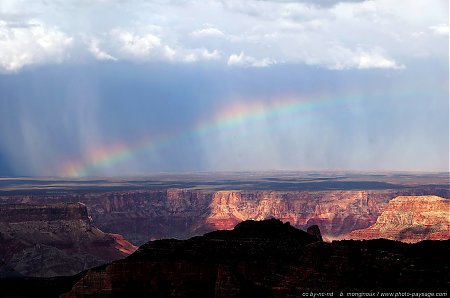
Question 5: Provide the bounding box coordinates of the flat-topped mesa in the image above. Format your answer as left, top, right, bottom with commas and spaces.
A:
0, 203, 89, 222
347, 196, 450, 243
0, 202, 137, 277
205, 218, 320, 243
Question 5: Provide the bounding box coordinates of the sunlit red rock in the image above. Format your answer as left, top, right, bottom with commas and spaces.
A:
1, 188, 447, 245
346, 196, 450, 243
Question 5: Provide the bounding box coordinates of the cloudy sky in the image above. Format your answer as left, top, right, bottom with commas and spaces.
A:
0, 0, 448, 176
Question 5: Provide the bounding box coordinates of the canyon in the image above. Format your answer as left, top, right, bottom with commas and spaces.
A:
3, 219, 445, 297
1, 187, 447, 245
0, 174, 448, 281
347, 195, 450, 242
0, 203, 136, 277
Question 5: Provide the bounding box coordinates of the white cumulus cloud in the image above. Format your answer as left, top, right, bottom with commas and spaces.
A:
227, 52, 276, 67
110, 28, 162, 59
163, 45, 177, 60
429, 24, 449, 35
191, 27, 225, 38
355, 51, 403, 70
87, 38, 117, 61
0, 21, 73, 72
0, 0, 447, 71
184, 48, 221, 62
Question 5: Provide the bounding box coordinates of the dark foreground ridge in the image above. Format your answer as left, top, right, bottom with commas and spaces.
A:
1, 218, 449, 297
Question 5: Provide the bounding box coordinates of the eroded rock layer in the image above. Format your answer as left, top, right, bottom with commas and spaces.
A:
0, 203, 136, 277
347, 195, 450, 242
2, 188, 446, 244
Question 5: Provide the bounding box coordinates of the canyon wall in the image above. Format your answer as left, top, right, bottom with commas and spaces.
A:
347, 195, 450, 242
0, 190, 448, 282
1, 187, 446, 244
0, 203, 89, 222
0, 203, 136, 277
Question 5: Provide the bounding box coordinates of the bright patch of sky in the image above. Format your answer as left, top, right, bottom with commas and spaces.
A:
0, 0, 447, 72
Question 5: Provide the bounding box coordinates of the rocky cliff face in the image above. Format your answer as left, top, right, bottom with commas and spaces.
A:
60, 219, 449, 297
347, 196, 450, 242
1, 188, 447, 245
204, 190, 391, 238
0, 203, 136, 277
0, 203, 89, 222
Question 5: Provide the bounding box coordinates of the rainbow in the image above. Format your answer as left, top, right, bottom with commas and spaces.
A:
60, 83, 432, 177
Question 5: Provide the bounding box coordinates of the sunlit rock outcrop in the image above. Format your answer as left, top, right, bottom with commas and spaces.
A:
347, 196, 450, 242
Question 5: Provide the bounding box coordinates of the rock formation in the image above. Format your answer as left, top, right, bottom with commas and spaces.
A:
58, 219, 449, 297
0, 260, 22, 278
2, 188, 445, 244
347, 196, 450, 242
307, 224, 323, 241
0, 203, 137, 277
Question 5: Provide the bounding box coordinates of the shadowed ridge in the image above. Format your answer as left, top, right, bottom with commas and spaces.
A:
129, 219, 320, 262
0, 217, 437, 297
62, 218, 449, 297
204, 218, 319, 243
307, 224, 323, 241
0, 260, 22, 278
